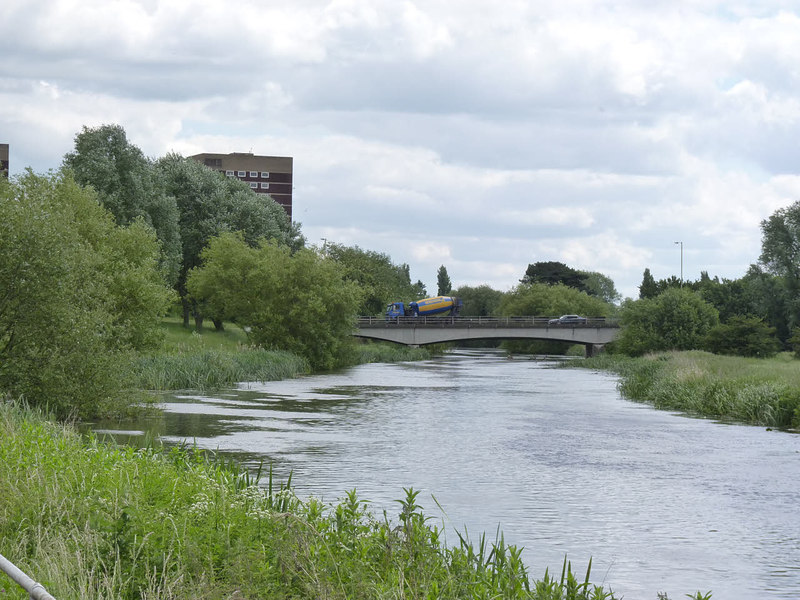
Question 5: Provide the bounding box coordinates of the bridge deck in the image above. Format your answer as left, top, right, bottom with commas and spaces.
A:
354, 316, 618, 354
356, 316, 617, 328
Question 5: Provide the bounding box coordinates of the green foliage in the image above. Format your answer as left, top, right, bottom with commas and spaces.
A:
0, 402, 627, 600
0, 171, 174, 419
498, 283, 611, 355
325, 242, 417, 314
412, 278, 428, 298
758, 201, 800, 332
521, 261, 587, 290
187, 233, 362, 370
639, 268, 659, 299
437, 264, 452, 296
615, 288, 719, 356
133, 349, 309, 390
759, 200, 800, 285
499, 283, 612, 318
157, 153, 303, 325
576, 351, 800, 429
579, 270, 621, 304
696, 272, 765, 323
63, 124, 182, 285
453, 284, 505, 316
704, 316, 781, 358
789, 327, 800, 358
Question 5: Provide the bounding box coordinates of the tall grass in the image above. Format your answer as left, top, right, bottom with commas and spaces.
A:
576, 351, 800, 429
0, 400, 638, 600
133, 348, 310, 391
341, 340, 434, 366
132, 320, 437, 391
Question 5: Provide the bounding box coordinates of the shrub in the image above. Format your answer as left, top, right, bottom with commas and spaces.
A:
704, 316, 781, 358
0, 171, 173, 419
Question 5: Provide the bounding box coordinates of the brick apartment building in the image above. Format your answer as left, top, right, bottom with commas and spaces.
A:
190, 152, 293, 219
1, 144, 8, 178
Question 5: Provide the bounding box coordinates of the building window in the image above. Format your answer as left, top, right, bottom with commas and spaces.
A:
237, 171, 246, 177
249, 182, 258, 189
225, 170, 234, 176
260, 183, 270, 189
249, 171, 258, 177
261, 171, 270, 178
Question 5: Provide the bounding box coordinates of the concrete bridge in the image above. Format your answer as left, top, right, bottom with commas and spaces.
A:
354, 316, 619, 356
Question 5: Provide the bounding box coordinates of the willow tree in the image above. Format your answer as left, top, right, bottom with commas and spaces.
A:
187, 233, 361, 370
0, 171, 174, 418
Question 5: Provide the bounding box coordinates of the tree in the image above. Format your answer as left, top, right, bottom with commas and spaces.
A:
579, 270, 620, 304
498, 282, 611, 354
614, 288, 719, 356
63, 124, 182, 285
639, 268, 659, 299
325, 243, 418, 315
187, 233, 362, 370
436, 265, 452, 296
520, 261, 587, 291
704, 316, 781, 358
499, 282, 611, 319
759, 201, 800, 329
760, 200, 800, 285
157, 153, 303, 329
453, 285, 504, 317
0, 171, 174, 419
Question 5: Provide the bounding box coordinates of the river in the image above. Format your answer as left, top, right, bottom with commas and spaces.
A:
96, 350, 800, 599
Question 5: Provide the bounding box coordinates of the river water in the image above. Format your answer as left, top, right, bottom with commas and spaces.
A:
97, 350, 800, 599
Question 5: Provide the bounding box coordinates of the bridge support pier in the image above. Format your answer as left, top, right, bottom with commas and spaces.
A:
586, 344, 605, 357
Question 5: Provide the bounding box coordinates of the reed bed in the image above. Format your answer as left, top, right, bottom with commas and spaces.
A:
0, 400, 634, 600
577, 351, 800, 429
132, 348, 310, 391
342, 341, 434, 365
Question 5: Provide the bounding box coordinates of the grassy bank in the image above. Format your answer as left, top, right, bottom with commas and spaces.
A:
131, 318, 433, 391
0, 401, 623, 600
577, 351, 800, 429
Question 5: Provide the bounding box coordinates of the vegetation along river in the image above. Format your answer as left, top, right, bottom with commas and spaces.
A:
97, 350, 800, 599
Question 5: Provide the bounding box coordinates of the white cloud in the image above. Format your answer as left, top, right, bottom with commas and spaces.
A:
2, 0, 800, 301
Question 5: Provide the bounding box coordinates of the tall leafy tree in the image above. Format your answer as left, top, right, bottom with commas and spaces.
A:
615, 288, 719, 356
498, 282, 611, 354
437, 265, 452, 296
453, 284, 504, 317
639, 268, 659, 299
157, 153, 303, 328
704, 316, 781, 358
579, 270, 620, 304
759, 200, 800, 328
187, 233, 361, 370
63, 124, 182, 285
499, 282, 611, 318
521, 261, 587, 291
0, 171, 173, 418
325, 243, 418, 315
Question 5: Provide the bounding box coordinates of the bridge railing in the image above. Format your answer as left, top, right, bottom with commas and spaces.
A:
356, 316, 617, 328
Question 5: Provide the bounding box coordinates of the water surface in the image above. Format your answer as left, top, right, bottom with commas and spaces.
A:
96, 350, 800, 599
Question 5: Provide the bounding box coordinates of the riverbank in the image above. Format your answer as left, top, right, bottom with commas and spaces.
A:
575, 351, 800, 429
0, 400, 619, 600
131, 318, 433, 391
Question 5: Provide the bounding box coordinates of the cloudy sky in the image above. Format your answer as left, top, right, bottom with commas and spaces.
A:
3, 0, 800, 299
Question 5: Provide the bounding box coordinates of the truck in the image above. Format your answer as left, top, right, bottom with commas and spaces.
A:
385, 295, 463, 318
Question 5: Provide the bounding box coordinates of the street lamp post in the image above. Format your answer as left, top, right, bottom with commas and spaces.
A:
674, 241, 683, 287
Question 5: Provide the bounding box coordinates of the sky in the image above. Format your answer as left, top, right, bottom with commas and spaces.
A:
3, 0, 800, 300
